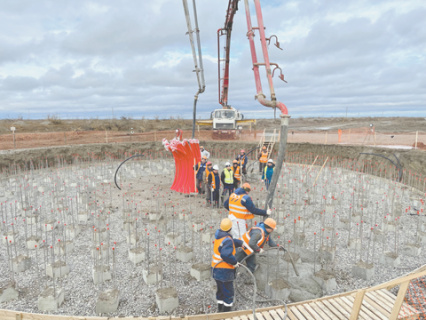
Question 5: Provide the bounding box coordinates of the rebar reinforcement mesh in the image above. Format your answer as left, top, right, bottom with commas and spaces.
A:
405, 276, 426, 319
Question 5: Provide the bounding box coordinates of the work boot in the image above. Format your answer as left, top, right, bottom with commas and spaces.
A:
223, 306, 232, 312
217, 303, 224, 312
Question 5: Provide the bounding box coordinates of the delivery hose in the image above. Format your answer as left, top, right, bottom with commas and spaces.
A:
235, 249, 291, 307
114, 154, 144, 190
359, 152, 403, 182
212, 257, 287, 320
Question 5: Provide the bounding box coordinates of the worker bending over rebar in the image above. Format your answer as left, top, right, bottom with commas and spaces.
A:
223, 183, 271, 239
236, 218, 278, 273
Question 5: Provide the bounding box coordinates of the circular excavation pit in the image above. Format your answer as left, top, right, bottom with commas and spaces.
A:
0, 147, 425, 317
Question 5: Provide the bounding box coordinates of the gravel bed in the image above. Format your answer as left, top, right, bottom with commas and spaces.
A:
0, 157, 425, 317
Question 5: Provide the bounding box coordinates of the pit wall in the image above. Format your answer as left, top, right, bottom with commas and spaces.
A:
0, 141, 424, 192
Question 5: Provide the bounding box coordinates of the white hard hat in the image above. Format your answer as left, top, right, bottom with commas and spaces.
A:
213, 165, 219, 170
268, 159, 274, 163
225, 162, 231, 167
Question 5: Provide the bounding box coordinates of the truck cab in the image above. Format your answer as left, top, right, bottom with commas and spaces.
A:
210, 108, 244, 138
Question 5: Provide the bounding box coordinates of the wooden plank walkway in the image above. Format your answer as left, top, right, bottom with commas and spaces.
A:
219, 289, 420, 320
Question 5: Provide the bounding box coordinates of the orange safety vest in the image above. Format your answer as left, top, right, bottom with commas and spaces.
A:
211, 173, 219, 190
205, 168, 212, 183
241, 227, 269, 255
233, 166, 241, 181
228, 193, 253, 220
259, 151, 268, 163
211, 236, 236, 269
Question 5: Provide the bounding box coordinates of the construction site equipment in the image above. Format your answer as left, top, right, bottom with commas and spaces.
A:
162, 138, 201, 194
182, 0, 205, 139
193, 0, 288, 139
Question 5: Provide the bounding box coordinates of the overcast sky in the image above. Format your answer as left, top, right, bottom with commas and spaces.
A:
0, 0, 425, 120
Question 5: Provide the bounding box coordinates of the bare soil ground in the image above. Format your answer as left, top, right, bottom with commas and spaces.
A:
1, 117, 425, 134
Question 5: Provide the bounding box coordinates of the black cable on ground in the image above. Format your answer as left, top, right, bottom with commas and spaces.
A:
113, 154, 144, 190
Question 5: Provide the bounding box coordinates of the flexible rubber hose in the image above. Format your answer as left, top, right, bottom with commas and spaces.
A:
212, 251, 288, 319
114, 154, 144, 190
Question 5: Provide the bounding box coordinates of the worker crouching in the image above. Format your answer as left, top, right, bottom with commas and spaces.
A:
212, 218, 243, 312
236, 218, 278, 273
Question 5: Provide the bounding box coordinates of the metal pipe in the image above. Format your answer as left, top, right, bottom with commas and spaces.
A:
265, 115, 290, 209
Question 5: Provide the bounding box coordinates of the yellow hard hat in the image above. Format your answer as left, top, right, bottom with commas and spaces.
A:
264, 218, 277, 230
220, 218, 232, 232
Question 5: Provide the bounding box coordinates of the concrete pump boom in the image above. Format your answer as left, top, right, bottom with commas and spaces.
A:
182, 0, 206, 139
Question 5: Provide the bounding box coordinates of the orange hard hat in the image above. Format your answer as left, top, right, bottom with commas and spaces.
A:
262, 146, 266, 150
207, 161, 212, 165
264, 218, 276, 230
242, 183, 251, 192
202, 156, 207, 160
200, 146, 204, 149
232, 160, 238, 164
220, 218, 232, 232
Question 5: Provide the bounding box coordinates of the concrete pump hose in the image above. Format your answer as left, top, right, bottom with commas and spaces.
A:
234, 252, 288, 319
212, 258, 288, 320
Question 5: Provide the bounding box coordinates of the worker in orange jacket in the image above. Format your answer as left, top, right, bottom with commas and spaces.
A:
258, 146, 268, 173
236, 218, 278, 273
232, 160, 241, 190
211, 218, 243, 312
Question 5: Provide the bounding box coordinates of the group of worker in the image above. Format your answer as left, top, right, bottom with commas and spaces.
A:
194, 147, 249, 208
212, 182, 278, 312
195, 145, 280, 312
195, 146, 276, 204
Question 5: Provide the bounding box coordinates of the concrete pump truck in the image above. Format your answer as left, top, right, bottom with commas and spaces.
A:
183, 0, 290, 207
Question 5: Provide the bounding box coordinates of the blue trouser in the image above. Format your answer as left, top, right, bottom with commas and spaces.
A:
265, 179, 271, 190
235, 248, 256, 273
222, 184, 234, 197
215, 279, 234, 306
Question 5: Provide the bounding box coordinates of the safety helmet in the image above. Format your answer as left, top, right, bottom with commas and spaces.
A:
220, 218, 232, 232
200, 146, 204, 149
262, 146, 267, 150
225, 162, 231, 167
242, 183, 251, 192
267, 159, 274, 163
264, 218, 277, 230
213, 165, 219, 170
240, 149, 245, 153
207, 161, 212, 166
202, 156, 207, 160
232, 160, 238, 164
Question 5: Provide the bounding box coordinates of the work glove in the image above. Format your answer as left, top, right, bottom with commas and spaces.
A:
266, 208, 272, 216
234, 262, 241, 268
211, 188, 214, 192
259, 248, 264, 254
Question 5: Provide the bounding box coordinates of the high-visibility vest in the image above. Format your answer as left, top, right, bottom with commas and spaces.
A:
211, 236, 236, 269
259, 151, 268, 163
205, 168, 212, 183
233, 166, 241, 181
212, 173, 219, 190
228, 193, 253, 220
241, 227, 269, 255
224, 168, 234, 184
238, 155, 246, 166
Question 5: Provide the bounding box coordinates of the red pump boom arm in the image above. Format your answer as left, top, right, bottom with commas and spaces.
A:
217, 0, 288, 114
